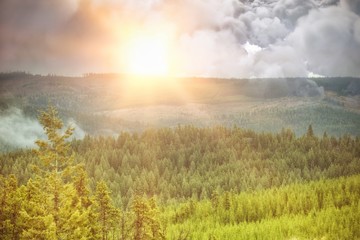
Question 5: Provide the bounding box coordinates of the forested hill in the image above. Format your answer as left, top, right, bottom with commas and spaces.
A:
1, 120, 359, 206
1, 72, 360, 147
0, 107, 359, 239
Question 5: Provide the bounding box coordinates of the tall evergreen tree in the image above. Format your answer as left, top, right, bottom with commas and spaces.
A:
94, 181, 120, 240
30, 106, 89, 239
131, 195, 165, 240
0, 175, 22, 239
306, 124, 314, 138
33, 105, 75, 178
19, 177, 57, 240
132, 195, 152, 240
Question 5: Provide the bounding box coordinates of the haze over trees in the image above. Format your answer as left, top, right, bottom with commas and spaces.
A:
1, 73, 360, 152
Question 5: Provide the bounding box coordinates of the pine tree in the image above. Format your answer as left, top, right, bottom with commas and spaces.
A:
31, 106, 86, 239
0, 175, 9, 237
223, 192, 231, 211
19, 177, 57, 239
57, 183, 91, 240
132, 195, 151, 240
119, 211, 131, 240
94, 181, 119, 240
148, 197, 165, 240
131, 195, 164, 240
306, 124, 314, 138
211, 191, 220, 210
34, 105, 75, 178
0, 175, 22, 239
72, 167, 91, 208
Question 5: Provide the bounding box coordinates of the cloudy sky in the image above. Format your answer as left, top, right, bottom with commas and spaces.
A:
0, 0, 359, 78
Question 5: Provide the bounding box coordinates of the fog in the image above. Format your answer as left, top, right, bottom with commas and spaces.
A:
0, 108, 86, 149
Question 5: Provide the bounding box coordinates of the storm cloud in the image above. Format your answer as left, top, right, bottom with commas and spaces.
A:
0, 0, 359, 78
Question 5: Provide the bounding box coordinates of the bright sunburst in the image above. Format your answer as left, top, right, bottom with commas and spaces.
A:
124, 34, 170, 76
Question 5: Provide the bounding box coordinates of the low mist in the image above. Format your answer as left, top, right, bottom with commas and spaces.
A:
0, 107, 86, 149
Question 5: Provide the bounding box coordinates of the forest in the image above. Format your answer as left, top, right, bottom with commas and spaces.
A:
0, 106, 359, 239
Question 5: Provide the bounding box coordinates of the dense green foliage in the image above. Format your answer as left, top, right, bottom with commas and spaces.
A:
0, 107, 164, 239
0, 106, 359, 239
222, 102, 360, 136
165, 175, 360, 239
2, 124, 359, 206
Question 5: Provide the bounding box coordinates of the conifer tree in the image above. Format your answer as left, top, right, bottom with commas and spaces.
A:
306, 124, 314, 138
30, 106, 88, 239
94, 181, 120, 240
119, 211, 132, 240
132, 195, 151, 240
34, 105, 75, 178
211, 191, 220, 210
19, 177, 57, 239
72, 167, 91, 208
148, 197, 166, 240
0, 175, 22, 239
131, 195, 164, 240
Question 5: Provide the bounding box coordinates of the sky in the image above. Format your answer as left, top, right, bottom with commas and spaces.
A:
0, 0, 360, 78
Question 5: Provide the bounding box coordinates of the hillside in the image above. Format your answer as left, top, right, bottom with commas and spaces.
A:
1, 73, 360, 151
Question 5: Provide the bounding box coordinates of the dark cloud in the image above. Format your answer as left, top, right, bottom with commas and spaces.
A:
0, 0, 76, 31
0, 0, 118, 75
0, 0, 359, 78
288, 6, 360, 76
273, 0, 316, 27
0, 0, 72, 73
341, 0, 360, 15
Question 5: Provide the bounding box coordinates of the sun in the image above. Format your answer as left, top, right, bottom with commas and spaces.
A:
124, 34, 170, 76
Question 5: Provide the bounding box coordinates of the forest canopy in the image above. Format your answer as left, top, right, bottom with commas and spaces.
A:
0, 106, 359, 239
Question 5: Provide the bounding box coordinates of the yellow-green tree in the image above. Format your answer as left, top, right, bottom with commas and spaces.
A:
0, 174, 22, 239
131, 195, 165, 240
29, 106, 90, 239
34, 105, 75, 178
94, 181, 120, 240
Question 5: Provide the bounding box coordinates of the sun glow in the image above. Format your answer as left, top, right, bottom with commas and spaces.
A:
116, 30, 191, 106
124, 34, 170, 76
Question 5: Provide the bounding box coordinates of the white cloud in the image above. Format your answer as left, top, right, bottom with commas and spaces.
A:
243, 42, 262, 55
